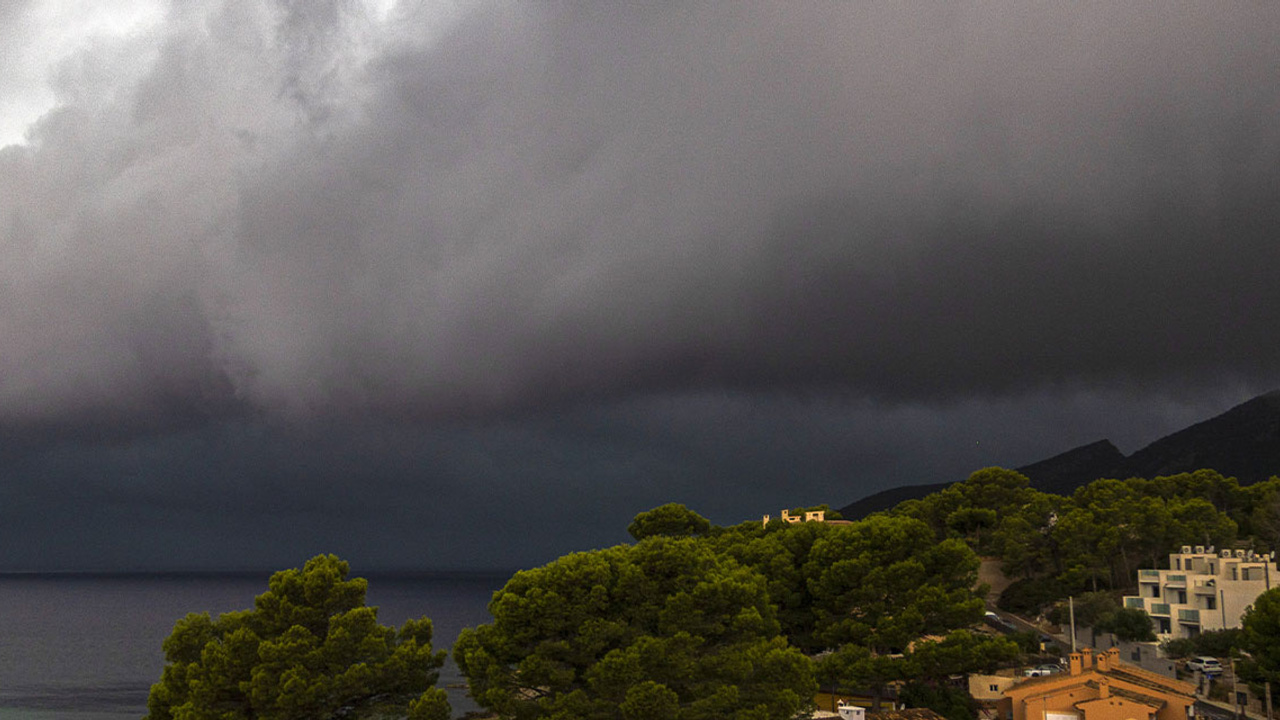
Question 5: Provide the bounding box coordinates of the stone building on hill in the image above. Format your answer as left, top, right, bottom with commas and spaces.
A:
762, 508, 855, 527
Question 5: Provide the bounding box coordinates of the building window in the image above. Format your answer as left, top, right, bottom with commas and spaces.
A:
1176, 558, 1182, 570
990, 684, 999, 692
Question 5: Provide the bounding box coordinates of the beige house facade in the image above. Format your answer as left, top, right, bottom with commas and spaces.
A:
971, 673, 1020, 702
1122, 545, 1277, 639
999, 648, 1194, 720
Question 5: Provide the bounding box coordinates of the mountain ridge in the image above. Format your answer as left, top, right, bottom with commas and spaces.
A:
838, 390, 1280, 520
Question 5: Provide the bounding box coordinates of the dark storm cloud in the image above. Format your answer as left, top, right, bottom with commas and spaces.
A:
2, 1, 1279, 432
0, 387, 1242, 570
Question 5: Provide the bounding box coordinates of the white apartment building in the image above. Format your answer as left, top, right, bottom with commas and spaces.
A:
1123, 545, 1278, 639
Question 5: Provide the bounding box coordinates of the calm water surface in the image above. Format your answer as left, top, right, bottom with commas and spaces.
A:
0, 571, 507, 719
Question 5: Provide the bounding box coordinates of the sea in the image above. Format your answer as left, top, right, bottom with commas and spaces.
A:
0, 571, 509, 720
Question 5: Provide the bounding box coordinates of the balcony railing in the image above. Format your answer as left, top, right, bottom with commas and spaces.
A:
1150, 603, 1171, 616
1125, 597, 1145, 609
1139, 570, 1160, 580
1178, 609, 1200, 623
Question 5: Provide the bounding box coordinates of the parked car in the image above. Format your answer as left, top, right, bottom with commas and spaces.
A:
984, 611, 1017, 633
1025, 664, 1064, 677
1187, 656, 1223, 675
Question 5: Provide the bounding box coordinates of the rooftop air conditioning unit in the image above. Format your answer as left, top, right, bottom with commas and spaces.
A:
1236, 550, 1246, 558
1195, 545, 1205, 554
1181, 546, 1192, 554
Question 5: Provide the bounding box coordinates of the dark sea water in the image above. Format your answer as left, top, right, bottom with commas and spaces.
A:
0, 571, 508, 719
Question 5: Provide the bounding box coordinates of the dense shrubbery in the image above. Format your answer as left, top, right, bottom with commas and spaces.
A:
1160, 629, 1244, 660
899, 681, 977, 720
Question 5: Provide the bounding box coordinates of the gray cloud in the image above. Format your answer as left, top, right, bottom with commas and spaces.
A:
2, 2, 1280, 570
2, 2, 1278, 431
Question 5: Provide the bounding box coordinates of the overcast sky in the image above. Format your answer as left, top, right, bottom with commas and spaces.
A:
2, 1, 1278, 571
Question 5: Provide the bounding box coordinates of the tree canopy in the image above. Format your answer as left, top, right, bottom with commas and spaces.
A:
888, 468, 1256, 600
802, 515, 985, 652
1241, 587, 1280, 682
816, 629, 1017, 708
453, 537, 815, 720
701, 512, 987, 655
627, 503, 713, 541
1095, 607, 1156, 642
146, 554, 450, 720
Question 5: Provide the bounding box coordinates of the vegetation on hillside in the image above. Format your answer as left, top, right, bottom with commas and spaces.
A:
456, 505, 1018, 719
455, 466, 1280, 717
149, 465, 1280, 718
886, 467, 1280, 598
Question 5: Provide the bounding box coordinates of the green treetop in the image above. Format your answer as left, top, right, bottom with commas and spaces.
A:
1241, 587, 1280, 683
627, 503, 713, 541
803, 515, 985, 652
145, 554, 449, 720
453, 537, 815, 720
